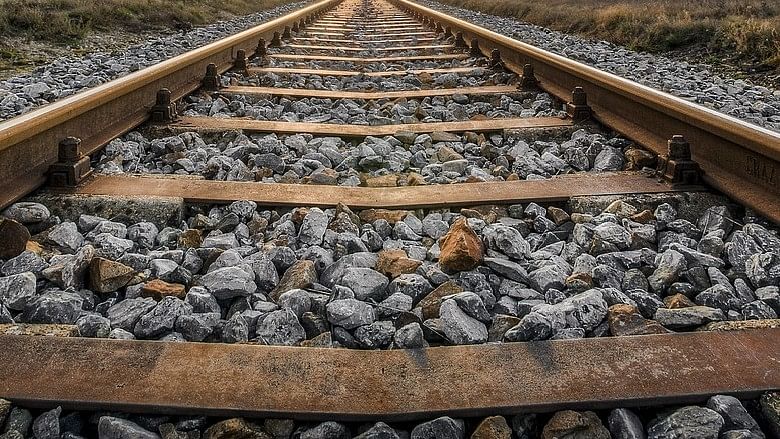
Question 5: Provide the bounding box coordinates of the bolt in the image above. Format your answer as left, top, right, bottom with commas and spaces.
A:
59, 137, 81, 162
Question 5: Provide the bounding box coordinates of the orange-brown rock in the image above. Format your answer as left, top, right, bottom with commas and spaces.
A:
358, 209, 409, 225
608, 304, 670, 336
178, 229, 202, 249
271, 259, 317, 301
471, 416, 512, 439
416, 280, 464, 320
0, 219, 30, 260
290, 207, 310, 224
141, 279, 186, 300
664, 293, 696, 309
406, 172, 427, 186
364, 174, 399, 187
548, 207, 571, 225
88, 257, 135, 294
438, 218, 483, 273
624, 147, 657, 170
630, 209, 656, 223
376, 249, 422, 279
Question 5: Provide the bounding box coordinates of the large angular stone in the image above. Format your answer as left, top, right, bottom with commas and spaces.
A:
376, 249, 422, 278
134, 296, 192, 339
411, 416, 465, 439
255, 309, 305, 346
438, 218, 483, 273
107, 297, 157, 332
439, 299, 487, 344
647, 406, 724, 439
271, 259, 316, 301
338, 267, 388, 302
0, 219, 30, 260
198, 266, 257, 300
417, 281, 464, 320
98, 416, 161, 439
0, 272, 36, 310
88, 257, 135, 293
326, 298, 375, 329
19, 290, 83, 324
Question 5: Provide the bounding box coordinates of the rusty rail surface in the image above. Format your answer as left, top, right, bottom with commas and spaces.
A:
394, 0, 780, 223
0, 0, 340, 210
1, 329, 779, 420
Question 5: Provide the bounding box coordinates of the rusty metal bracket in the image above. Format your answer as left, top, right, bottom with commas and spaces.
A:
490, 49, 503, 69
150, 89, 177, 123
519, 64, 539, 90
234, 49, 248, 75
470, 38, 481, 57
270, 31, 282, 47
566, 87, 592, 122
282, 26, 292, 40
47, 137, 92, 187
454, 31, 467, 48
292, 22, 300, 33
443, 26, 453, 39
255, 38, 268, 59
656, 135, 702, 185
201, 63, 221, 91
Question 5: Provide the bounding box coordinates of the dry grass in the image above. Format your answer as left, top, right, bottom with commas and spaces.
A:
0, 0, 294, 44
438, 0, 780, 68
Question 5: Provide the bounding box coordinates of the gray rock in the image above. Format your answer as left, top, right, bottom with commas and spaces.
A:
654, 306, 725, 329
175, 312, 220, 342
648, 250, 686, 294
278, 289, 312, 318
301, 421, 349, 439
76, 314, 111, 338
0, 272, 36, 310
2, 202, 50, 224
355, 320, 395, 349
298, 208, 329, 246
19, 290, 83, 324
439, 299, 487, 344
706, 395, 765, 438
47, 222, 84, 253
255, 309, 305, 346
184, 287, 220, 314
647, 406, 724, 439
608, 408, 645, 439
326, 298, 375, 329
411, 416, 465, 439
394, 322, 426, 349
338, 267, 388, 301
354, 422, 402, 439
492, 225, 531, 260
377, 292, 413, 318
198, 266, 257, 300
446, 291, 490, 321
134, 296, 192, 338
109, 328, 136, 340
32, 406, 61, 439
387, 274, 432, 303
98, 416, 160, 439
222, 313, 249, 343
3, 407, 32, 436
1, 251, 48, 277
484, 257, 528, 283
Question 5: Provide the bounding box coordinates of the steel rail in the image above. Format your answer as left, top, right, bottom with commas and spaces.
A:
394, 0, 780, 223
0, 0, 342, 210
1, 329, 779, 420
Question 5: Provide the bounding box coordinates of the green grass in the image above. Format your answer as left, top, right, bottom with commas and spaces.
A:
437, 0, 780, 68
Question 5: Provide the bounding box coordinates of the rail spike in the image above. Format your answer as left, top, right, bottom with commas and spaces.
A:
47, 137, 92, 187
202, 63, 222, 91
566, 86, 592, 122
150, 88, 177, 123
656, 135, 702, 185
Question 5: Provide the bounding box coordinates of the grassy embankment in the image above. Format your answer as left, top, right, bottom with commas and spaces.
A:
0, 0, 294, 70
438, 0, 780, 69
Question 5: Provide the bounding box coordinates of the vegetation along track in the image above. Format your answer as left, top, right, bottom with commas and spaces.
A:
0, 0, 779, 436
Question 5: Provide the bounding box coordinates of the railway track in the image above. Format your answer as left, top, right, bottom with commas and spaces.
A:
0, 0, 779, 437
